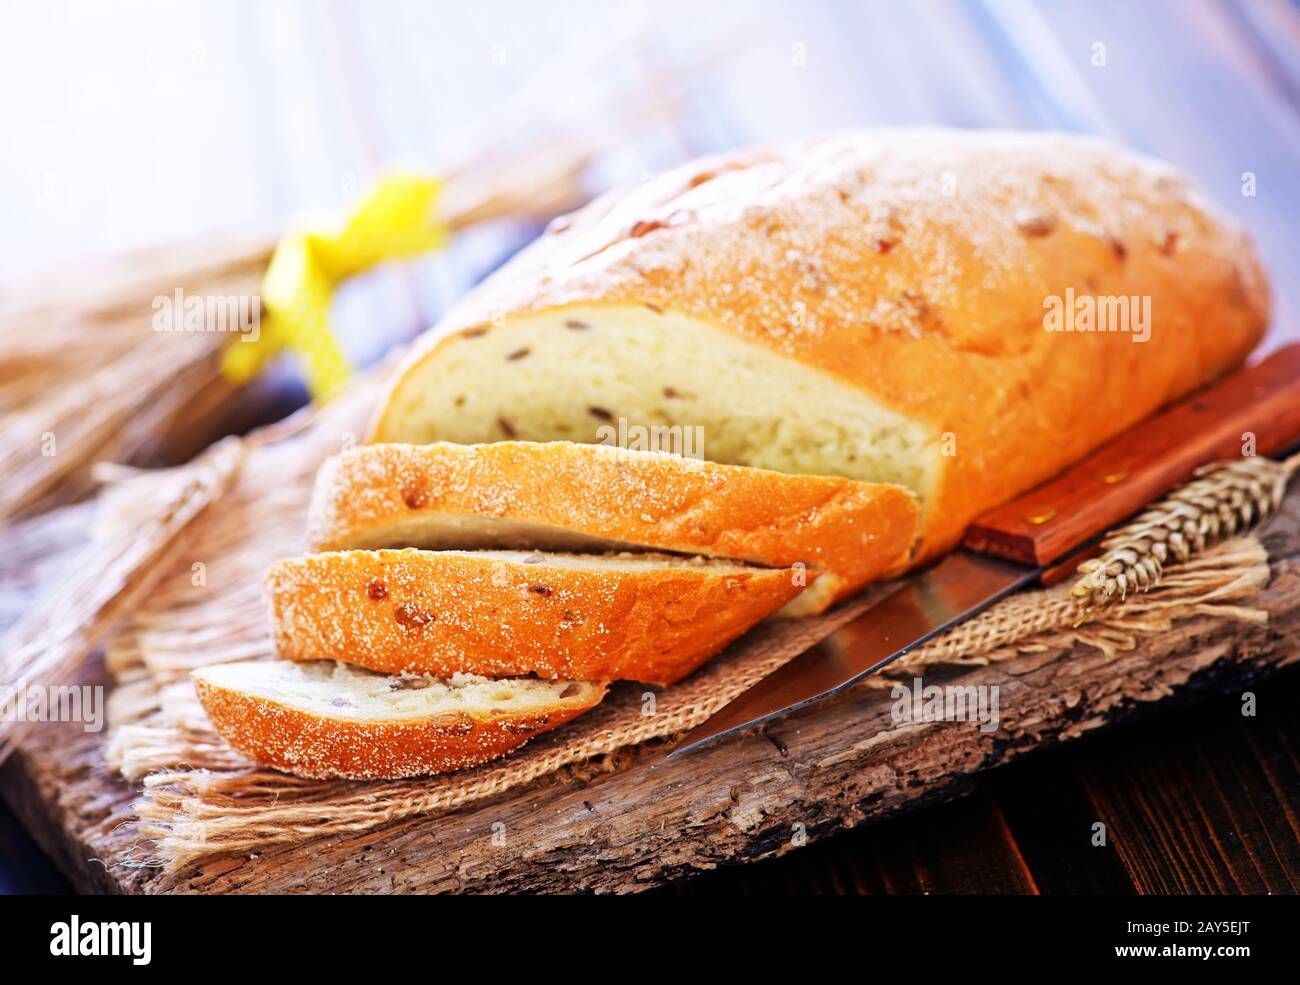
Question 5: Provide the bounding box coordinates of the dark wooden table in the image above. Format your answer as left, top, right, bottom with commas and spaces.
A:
667, 666, 1300, 894
2, 0, 1298, 894
3, 663, 1296, 894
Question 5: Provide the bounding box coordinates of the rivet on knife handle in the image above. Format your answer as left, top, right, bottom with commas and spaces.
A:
962, 343, 1300, 567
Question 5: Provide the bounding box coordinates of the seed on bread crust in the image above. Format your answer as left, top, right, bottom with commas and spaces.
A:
1016, 210, 1057, 237
394, 603, 435, 630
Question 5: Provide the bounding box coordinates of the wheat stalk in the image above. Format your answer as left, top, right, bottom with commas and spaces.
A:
1071, 452, 1300, 609
0, 18, 752, 526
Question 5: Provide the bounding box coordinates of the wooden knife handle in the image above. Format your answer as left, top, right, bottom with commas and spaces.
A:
963, 343, 1300, 567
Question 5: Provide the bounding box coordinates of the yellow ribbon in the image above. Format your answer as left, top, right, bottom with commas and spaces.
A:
221, 174, 450, 400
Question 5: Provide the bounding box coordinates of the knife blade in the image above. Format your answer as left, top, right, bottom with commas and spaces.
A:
670, 552, 1039, 756
669, 343, 1300, 758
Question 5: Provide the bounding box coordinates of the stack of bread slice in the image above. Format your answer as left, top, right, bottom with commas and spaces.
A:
195, 441, 918, 779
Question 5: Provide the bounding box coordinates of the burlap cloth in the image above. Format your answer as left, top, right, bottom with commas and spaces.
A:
93, 380, 1271, 871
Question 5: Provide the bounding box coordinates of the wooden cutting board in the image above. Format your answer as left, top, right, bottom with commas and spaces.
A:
2, 489, 1298, 894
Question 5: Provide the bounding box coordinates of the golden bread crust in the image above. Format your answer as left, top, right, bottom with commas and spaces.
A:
307, 441, 916, 610
193, 668, 605, 780
266, 548, 806, 685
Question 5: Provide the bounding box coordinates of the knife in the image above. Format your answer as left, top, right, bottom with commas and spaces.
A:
669, 343, 1300, 758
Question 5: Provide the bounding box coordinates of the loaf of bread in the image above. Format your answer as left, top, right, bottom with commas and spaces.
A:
192, 661, 606, 779
306, 441, 917, 614
267, 548, 804, 685
372, 129, 1268, 561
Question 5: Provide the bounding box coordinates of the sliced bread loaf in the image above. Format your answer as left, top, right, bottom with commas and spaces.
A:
192, 660, 606, 779
306, 441, 916, 614
266, 548, 805, 685
370, 129, 1267, 562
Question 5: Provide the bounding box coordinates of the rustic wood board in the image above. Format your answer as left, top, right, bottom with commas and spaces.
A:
2, 489, 1298, 894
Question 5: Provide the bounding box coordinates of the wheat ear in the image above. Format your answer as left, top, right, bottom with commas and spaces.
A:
1071, 452, 1300, 609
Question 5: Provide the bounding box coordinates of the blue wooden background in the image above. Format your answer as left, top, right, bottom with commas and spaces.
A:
2, 0, 1297, 375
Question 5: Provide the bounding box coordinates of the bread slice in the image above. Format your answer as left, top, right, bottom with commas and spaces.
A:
370, 129, 1267, 563
267, 548, 805, 685
193, 660, 606, 779
306, 441, 917, 615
